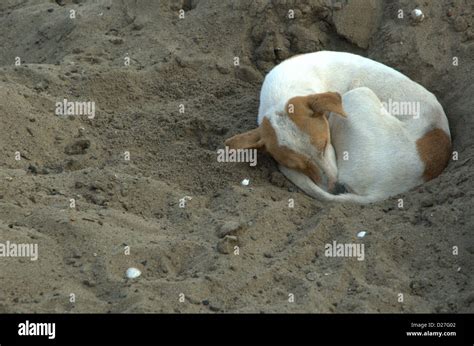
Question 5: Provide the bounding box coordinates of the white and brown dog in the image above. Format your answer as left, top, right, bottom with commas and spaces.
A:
225, 51, 451, 203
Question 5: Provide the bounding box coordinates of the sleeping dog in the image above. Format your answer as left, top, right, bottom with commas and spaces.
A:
225, 51, 451, 203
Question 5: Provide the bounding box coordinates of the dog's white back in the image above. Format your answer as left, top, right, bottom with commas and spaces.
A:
258, 51, 449, 136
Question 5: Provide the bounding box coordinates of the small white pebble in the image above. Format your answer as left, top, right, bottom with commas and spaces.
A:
411, 9, 424, 22
457, 267, 461, 272
357, 231, 367, 238
241, 179, 250, 186
126, 267, 141, 279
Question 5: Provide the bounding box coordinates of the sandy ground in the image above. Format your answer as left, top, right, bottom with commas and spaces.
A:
0, 0, 472, 313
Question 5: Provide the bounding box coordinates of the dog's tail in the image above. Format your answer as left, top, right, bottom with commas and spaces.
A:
279, 166, 379, 204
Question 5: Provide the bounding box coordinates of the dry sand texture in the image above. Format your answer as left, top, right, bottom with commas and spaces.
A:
0, 0, 473, 313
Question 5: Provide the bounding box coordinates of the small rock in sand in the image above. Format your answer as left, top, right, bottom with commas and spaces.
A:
411, 9, 425, 23
109, 37, 124, 45
241, 178, 250, 186
126, 267, 141, 279
269, 171, 287, 188
64, 139, 91, 155
217, 221, 241, 238
235, 66, 262, 83
420, 196, 434, 207
454, 17, 468, 32
217, 235, 239, 254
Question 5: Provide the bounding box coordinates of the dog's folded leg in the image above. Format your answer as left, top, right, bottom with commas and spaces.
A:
279, 166, 378, 204
279, 165, 339, 201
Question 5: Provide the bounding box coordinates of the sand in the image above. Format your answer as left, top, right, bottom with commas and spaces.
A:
0, 0, 472, 313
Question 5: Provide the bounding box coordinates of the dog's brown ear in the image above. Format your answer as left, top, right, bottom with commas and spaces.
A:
308, 92, 347, 117
286, 92, 347, 118
225, 127, 265, 149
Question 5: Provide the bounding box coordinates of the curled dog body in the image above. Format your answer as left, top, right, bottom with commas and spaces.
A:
225, 51, 451, 203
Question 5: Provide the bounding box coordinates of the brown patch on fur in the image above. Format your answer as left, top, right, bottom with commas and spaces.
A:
285, 92, 347, 152
260, 117, 322, 183
224, 117, 322, 184
416, 128, 451, 181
